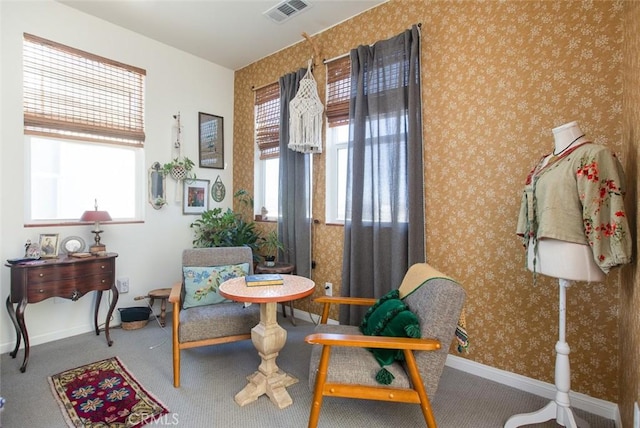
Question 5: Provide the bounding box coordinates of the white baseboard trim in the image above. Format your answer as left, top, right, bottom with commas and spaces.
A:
446, 354, 621, 427
289, 306, 620, 427
285, 305, 339, 325
0, 323, 96, 355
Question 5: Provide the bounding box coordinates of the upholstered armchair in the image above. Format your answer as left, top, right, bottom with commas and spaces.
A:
168, 247, 260, 387
305, 263, 466, 428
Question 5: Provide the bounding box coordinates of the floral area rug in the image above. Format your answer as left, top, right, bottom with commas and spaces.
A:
48, 357, 168, 428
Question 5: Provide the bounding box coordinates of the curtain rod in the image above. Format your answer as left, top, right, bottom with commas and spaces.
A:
323, 23, 422, 65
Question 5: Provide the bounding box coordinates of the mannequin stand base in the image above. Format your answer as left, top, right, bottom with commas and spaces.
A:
504, 399, 588, 428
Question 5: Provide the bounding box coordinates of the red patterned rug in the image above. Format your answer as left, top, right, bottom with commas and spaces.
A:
48, 357, 169, 428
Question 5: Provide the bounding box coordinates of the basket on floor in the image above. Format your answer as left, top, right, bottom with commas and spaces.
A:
118, 307, 152, 330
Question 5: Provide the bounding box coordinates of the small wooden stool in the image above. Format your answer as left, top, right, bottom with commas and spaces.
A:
134, 288, 171, 327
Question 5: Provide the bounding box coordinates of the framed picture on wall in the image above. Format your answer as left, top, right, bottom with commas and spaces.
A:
198, 112, 224, 169
183, 179, 210, 214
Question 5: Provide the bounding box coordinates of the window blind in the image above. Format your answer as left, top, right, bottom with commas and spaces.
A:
254, 82, 280, 159
325, 55, 351, 128
23, 33, 146, 146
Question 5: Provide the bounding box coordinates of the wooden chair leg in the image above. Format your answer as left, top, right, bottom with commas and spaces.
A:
172, 301, 181, 388
404, 349, 437, 428
309, 345, 332, 428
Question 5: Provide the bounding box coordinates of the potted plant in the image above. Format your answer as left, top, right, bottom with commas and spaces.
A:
162, 156, 195, 181
260, 230, 284, 267
190, 190, 263, 262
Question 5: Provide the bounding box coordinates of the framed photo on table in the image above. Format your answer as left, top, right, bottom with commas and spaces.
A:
39, 233, 59, 258
183, 179, 210, 214
198, 112, 224, 169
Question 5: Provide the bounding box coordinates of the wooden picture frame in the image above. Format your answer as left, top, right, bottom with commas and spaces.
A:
183, 179, 210, 214
198, 112, 224, 169
39, 233, 59, 258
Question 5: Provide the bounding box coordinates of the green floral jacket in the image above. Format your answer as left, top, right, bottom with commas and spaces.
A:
517, 142, 631, 274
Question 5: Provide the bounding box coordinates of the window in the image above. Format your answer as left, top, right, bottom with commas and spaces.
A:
325, 125, 348, 223
23, 33, 145, 223
254, 82, 280, 219
325, 56, 351, 223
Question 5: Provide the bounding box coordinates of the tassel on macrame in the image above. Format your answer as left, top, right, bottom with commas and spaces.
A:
288, 59, 324, 154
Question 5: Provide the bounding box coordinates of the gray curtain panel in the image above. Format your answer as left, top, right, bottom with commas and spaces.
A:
341, 25, 425, 325
278, 68, 312, 279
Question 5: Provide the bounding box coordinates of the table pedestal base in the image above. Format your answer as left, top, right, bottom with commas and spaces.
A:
234, 302, 298, 409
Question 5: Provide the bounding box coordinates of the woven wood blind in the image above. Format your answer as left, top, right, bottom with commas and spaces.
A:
254, 82, 280, 159
23, 33, 146, 146
325, 55, 351, 128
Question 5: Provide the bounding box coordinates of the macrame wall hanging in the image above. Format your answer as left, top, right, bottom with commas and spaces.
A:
288, 58, 324, 154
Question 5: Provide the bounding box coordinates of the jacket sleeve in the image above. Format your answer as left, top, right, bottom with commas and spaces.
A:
575, 148, 632, 273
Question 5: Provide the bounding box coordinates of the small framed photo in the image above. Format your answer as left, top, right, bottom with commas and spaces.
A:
39, 233, 59, 258
198, 112, 224, 169
183, 179, 210, 214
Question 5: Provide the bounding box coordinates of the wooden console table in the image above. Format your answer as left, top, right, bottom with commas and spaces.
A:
5, 253, 119, 372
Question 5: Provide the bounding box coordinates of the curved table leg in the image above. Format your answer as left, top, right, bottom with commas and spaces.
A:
94, 285, 118, 346
105, 285, 119, 346
6, 296, 22, 359
95, 290, 103, 336
234, 301, 298, 409
15, 299, 29, 373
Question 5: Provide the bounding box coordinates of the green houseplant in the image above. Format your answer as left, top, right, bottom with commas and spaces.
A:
162, 156, 195, 181
190, 190, 263, 261
260, 230, 285, 267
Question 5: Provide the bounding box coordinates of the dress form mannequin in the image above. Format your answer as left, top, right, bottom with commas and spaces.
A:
507, 121, 603, 428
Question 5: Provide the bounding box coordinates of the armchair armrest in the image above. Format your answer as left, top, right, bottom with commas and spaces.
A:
305, 333, 441, 352
313, 295, 378, 324
168, 280, 182, 305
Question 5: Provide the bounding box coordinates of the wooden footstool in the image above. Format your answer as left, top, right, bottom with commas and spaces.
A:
134, 288, 171, 327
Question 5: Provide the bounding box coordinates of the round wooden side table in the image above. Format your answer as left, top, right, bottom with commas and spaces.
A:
255, 262, 296, 325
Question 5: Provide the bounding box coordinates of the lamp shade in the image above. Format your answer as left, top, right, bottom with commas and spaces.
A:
80, 210, 112, 222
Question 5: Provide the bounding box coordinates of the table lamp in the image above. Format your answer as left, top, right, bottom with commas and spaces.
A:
80, 200, 112, 254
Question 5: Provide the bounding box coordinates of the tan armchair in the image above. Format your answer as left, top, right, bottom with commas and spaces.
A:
305, 263, 466, 428
169, 247, 259, 387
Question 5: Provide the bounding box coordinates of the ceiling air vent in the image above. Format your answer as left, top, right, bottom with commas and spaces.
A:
264, 0, 312, 24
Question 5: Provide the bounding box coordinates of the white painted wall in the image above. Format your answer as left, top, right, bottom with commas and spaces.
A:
0, 0, 235, 353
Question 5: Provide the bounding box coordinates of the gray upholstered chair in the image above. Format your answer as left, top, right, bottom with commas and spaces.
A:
305, 263, 466, 428
168, 247, 259, 387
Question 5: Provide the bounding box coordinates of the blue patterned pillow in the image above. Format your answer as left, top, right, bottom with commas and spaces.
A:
182, 263, 250, 309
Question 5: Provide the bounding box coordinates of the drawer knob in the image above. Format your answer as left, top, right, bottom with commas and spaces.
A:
38, 289, 44, 293
101, 265, 105, 269
39, 273, 44, 277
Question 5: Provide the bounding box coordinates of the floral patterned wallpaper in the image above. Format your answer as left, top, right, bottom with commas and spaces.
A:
233, 0, 637, 406
620, 2, 640, 426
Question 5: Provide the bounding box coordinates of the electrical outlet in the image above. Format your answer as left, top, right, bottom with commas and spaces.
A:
634, 402, 639, 428
324, 282, 333, 296
116, 277, 129, 293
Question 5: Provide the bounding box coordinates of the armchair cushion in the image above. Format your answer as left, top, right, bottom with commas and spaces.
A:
359, 289, 421, 384
182, 263, 250, 309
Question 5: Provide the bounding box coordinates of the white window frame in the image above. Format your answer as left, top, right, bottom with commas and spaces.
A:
22, 33, 145, 224
25, 135, 144, 224
325, 124, 348, 224
253, 154, 280, 221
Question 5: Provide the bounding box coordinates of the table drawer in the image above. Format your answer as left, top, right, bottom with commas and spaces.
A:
27, 261, 113, 285
27, 272, 113, 303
